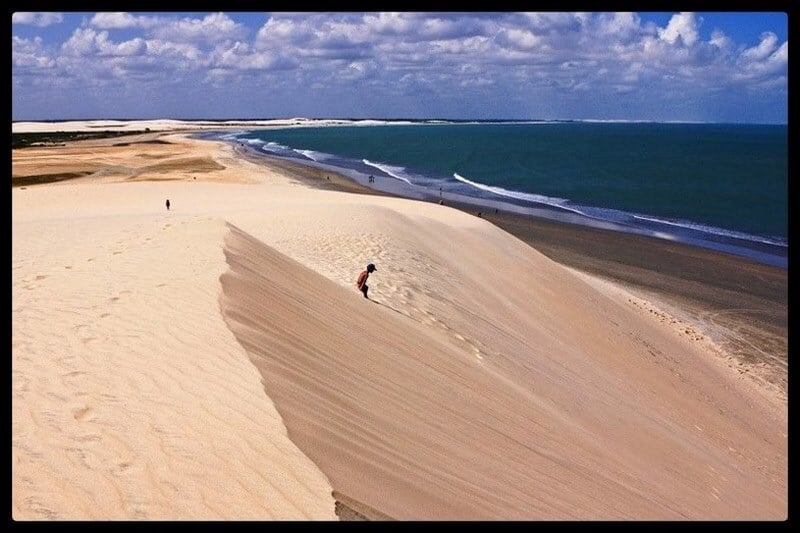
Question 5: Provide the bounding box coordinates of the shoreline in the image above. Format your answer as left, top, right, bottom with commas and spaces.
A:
215, 128, 787, 270
229, 140, 787, 401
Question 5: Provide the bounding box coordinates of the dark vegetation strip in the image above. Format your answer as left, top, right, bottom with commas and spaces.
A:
12, 130, 152, 149
112, 139, 172, 147
12, 172, 94, 187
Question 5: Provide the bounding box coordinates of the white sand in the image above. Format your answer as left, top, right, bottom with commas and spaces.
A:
11, 118, 417, 134
12, 132, 787, 519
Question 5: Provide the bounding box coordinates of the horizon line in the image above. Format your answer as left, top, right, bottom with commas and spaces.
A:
11, 117, 788, 126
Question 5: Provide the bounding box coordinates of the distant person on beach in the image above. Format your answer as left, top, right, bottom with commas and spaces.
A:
166, 199, 170, 211
356, 263, 377, 299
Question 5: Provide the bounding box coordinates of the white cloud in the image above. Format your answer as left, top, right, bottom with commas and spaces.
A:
150, 12, 246, 44
62, 28, 100, 56
418, 16, 485, 40
12, 12, 63, 27
90, 12, 141, 29
61, 28, 146, 58
98, 35, 147, 57
337, 59, 378, 81
709, 30, 733, 52
596, 12, 641, 43
598, 12, 638, 34
12, 36, 56, 69
770, 41, 789, 65
658, 12, 700, 47
522, 12, 583, 34
737, 40, 788, 80
431, 36, 490, 56
460, 77, 493, 88
257, 17, 313, 47
497, 28, 542, 50
144, 39, 203, 63
364, 12, 416, 35
212, 41, 296, 71
741, 32, 779, 62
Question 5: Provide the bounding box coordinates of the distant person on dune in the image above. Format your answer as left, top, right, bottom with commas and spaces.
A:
356, 263, 377, 299
166, 199, 170, 211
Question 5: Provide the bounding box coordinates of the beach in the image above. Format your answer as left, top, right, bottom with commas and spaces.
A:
12, 123, 787, 520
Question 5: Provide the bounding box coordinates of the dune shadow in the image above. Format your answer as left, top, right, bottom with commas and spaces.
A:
370, 299, 409, 319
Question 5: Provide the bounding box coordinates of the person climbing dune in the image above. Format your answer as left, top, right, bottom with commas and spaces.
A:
356, 263, 377, 299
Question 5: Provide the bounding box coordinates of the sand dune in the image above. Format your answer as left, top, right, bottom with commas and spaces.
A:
12, 134, 786, 520
219, 217, 785, 519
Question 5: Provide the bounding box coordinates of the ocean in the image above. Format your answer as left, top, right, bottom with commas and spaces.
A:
212, 122, 787, 268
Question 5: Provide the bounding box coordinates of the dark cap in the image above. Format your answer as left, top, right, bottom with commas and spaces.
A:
367, 263, 376, 272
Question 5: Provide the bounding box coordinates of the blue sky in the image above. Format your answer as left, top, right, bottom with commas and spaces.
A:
11, 12, 788, 123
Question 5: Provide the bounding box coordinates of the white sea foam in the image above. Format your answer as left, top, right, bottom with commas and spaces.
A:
452, 172, 785, 247
293, 149, 334, 162
218, 131, 247, 140
631, 214, 787, 247
363, 159, 414, 185
452, 172, 590, 216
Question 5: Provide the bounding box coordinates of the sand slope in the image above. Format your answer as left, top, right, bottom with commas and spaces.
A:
12, 135, 786, 520
219, 212, 785, 520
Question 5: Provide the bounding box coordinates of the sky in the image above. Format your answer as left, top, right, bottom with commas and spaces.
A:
11, 11, 789, 123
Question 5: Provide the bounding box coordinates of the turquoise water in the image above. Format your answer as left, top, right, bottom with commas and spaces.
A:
217, 122, 787, 267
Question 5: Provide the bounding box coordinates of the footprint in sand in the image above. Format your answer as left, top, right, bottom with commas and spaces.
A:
87, 258, 95, 262
100, 392, 119, 403
113, 251, 123, 255
73, 406, 93, 421
34, 275, 48, 280
474, 350, 484, 361
74, 433, 101, 443
64, 266, 72, 270
109, 296, 120, 303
